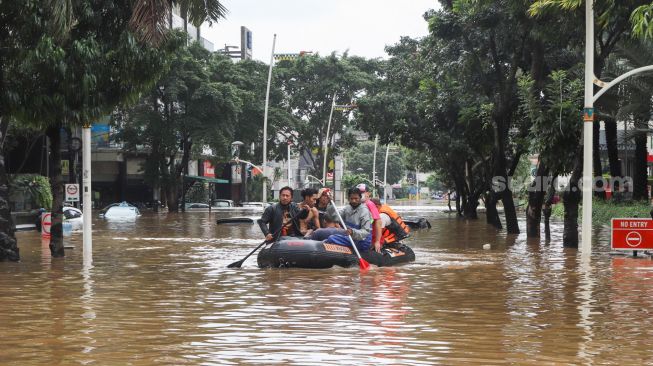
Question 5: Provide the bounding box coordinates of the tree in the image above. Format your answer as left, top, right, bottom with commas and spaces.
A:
130, 0, 227, 44
529, 0, 651, 246
518, 71, 584, 243
344, 141, 405, 188
4, 2, 184, 257
273, 54, 380, 178
113, 40, 242, 211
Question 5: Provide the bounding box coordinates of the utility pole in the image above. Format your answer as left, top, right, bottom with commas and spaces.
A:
372, 134, 378, 197
262, 34, 276, 203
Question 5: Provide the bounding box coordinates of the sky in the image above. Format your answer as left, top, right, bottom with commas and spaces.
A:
203, 0, 439, 62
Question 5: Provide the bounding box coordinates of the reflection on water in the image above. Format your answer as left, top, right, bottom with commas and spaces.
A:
1, 210, 653, 364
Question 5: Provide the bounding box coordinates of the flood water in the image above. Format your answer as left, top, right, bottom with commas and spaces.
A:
2, 204, 653, 365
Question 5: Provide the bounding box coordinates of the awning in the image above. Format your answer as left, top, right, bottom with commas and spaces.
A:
184, 175, 229, 184
648, 154, 653, 163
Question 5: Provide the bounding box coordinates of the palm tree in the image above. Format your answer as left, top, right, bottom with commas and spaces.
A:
130, 0, 227, 44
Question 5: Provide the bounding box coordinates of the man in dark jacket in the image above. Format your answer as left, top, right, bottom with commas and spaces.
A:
257, 186, 306, 241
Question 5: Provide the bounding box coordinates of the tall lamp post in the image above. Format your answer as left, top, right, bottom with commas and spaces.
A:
82, 122, 92, 265
322, 93, 337, 185
262, 34, 277, 203
372, 134, 378, 197
383, 144, 390, 203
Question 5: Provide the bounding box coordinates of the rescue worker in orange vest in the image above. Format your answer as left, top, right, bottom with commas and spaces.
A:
370, 198, 410, 246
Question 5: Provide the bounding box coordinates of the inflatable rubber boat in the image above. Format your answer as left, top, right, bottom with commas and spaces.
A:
402, 216, 432, 229
257, 238, 415, 269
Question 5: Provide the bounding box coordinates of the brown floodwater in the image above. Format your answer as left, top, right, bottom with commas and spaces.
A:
1, 205, 653, 365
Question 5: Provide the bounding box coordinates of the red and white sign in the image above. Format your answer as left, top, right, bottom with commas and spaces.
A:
611, 218, 653, 250
65, 184, 79, 202
41, 212, 52, 239
203, 161, 215, 178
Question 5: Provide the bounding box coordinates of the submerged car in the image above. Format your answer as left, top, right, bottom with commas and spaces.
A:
63, 206, 83, 231
101, 202, 141, 219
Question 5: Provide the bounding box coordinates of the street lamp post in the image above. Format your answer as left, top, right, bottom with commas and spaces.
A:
82, 123, 92, 265
581, 0, 594, 254
262, 34, 277, 203
322, 93, 337, 185
383, 144, 390, 202
372, 134, 378, 197
287, 141, 292, 188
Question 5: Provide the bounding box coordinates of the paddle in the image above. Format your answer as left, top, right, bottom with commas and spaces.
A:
227, 238, 271, 268
227, 207, 300, 268
329, 198, 371, 271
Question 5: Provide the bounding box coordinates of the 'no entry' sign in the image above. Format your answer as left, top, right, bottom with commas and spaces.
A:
65, 184, 79, 202
611, 218, 653, 250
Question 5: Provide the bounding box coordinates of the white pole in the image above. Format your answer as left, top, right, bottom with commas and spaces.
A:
372, 134, 378, 196
383, 144, 390, 202
82, 124, 92, 265
581, 0, 594, 254
262, 34, 276, 203
416, 167, 420, 201
322, 92, 337, 185
287, 142, 292, 188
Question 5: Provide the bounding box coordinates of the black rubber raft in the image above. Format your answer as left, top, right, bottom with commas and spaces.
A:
257, 238, 416, 269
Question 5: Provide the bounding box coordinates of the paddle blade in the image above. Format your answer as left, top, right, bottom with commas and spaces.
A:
358, 258, 371, 271
227, 260, 243, 268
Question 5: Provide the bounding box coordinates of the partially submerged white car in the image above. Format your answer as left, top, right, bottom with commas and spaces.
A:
100, 202, 141, 220
63, 206, 83, 231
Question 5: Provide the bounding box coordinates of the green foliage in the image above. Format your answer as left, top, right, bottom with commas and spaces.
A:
10, 175, 52, 210
551, 199, 651, 225
273, 54, 381, 176
631, 4, 653, 39
341, 173, 372, 192
518, 70, 584, 176
425, 174, 444, 193
113, 40, 243, 195
185, 182, 209, 203
344, 141, 405, 186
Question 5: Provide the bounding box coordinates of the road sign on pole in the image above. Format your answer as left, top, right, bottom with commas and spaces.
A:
65, 184, 80, 202
611, 218, 653, 250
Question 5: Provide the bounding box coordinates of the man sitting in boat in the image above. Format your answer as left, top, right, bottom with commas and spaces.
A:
323, 187, 373, 252
298, 187, 321, 237
257, 186, 307, 242
315, 187, 332, 228
356, 183, 383, 253
370, 198, 411, 246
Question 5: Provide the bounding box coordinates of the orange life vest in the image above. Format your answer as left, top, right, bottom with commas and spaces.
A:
379, 204, 410, 244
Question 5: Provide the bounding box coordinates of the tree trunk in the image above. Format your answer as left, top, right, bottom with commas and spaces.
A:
46, 124, 65, 257
526, 163, 548, 238
593, 120, 605, 199
563, 148, 583, 248
633, 104, 651, 201
604, 116, 621, 192
0, 116, 20, 261
462, 192, 479, 219
543, 176, 557, 241
166, 185, 179, 213
485, 192, 502, 230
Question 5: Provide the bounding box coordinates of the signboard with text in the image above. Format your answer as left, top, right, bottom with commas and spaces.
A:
203, 161, 215, 178
611, 218, 653, 250
65, 184, 80, 202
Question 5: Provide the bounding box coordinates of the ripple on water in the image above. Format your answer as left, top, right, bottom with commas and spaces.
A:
3, 212, 653, 364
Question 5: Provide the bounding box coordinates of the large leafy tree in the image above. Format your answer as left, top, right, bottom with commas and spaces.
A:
130, 0, 227, 44
273, 54, 380, 178
529, 0, 651, 246
343, 141, 406, 188
0, 0, 228, 258
113, 41, 242, 212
